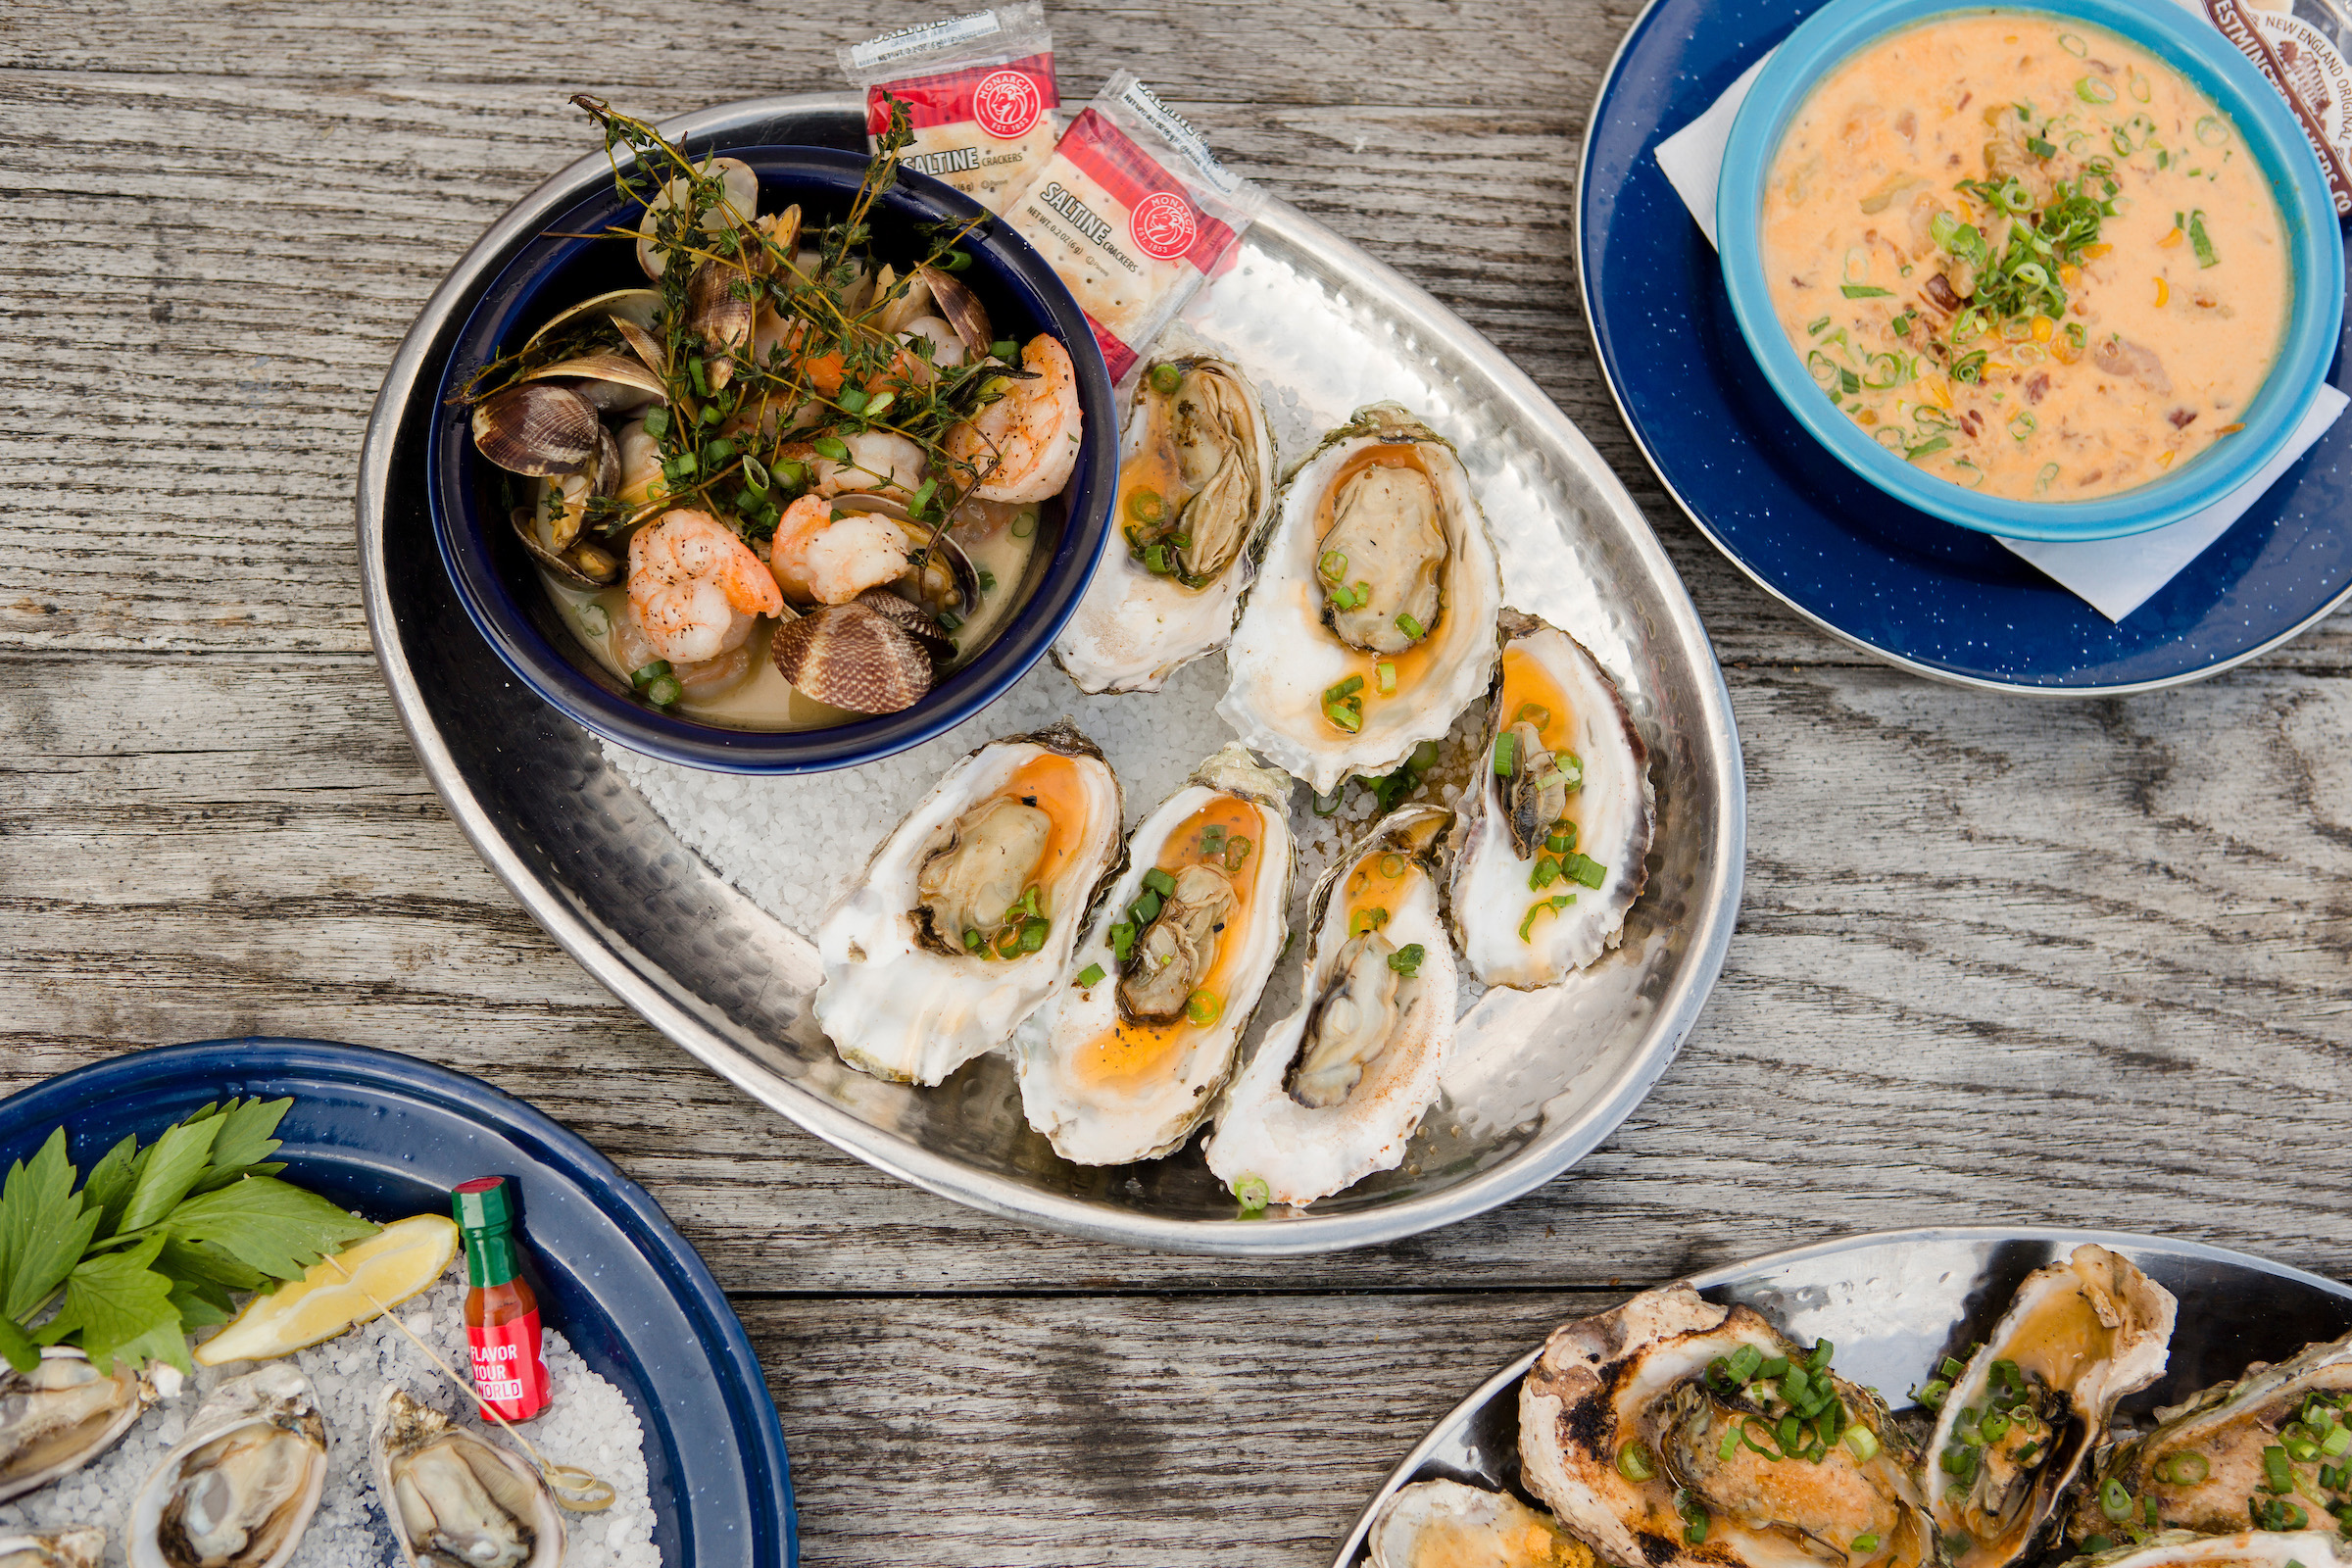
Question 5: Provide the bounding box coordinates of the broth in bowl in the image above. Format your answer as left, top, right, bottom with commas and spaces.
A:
1761, 13, 2289, 502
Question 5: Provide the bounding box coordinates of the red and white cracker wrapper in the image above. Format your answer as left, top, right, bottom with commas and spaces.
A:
840, 4, 1060, 213
1003, 72, 1265, 381
2171, 0, 2352, 216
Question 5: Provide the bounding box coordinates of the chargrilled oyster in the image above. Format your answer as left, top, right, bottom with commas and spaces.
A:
371, 1388, 564, 1568
1520, 1284, 1935, 1568
128, 1365, 326, 1568
0, 1348, 157, 1504
1204, 804, 1454, 1208
2060, 1532, 2348, 1568
1449, 612, 1654, 989
1054, 348, 1276, 694
1368, 1479, 1592, 1568
2069, 1326, 2352, 1545
1925, 1245, 2177, 1568
1016, 744, 1296, 1165
1219, 404, 1501, 794
814, 721, 1124, 1085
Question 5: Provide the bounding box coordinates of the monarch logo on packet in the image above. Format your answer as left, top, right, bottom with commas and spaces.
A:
973, 67, 1046, 139
1130, 192, 1199, 262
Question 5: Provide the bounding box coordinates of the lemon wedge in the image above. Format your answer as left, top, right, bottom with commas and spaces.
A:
194, 1213, 461, 1366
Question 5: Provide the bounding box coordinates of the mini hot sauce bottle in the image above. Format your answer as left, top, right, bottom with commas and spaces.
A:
453, 1176, 551, 1424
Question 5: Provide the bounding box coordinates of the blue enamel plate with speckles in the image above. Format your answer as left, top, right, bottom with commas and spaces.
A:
0, 1040, 797, 1568
1580, 0, 2352, 692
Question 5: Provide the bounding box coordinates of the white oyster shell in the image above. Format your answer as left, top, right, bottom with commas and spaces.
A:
1016, 743, 1296, 1165
128, 1365, 326, 1568
1053, 348, 1277, 694
1926, 1244, 2176, 1568
1368, 1479, 1590, 1568
0, 1348, 151, 1505
1449, 612, 1654, 989
814, 720, 1125, 1086
1204, 804, 1454, 1208
1218, 403, 1501, 793
1519, 1284, 1935, 1568
2068, 1533, 2349, 1568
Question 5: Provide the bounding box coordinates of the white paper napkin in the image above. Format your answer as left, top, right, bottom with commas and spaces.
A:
1653, 52, 2344, 623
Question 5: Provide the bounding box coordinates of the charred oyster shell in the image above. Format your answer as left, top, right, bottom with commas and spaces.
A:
1368, 1479, 1592, 1568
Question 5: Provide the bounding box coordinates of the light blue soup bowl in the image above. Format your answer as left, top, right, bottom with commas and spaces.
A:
1717, 0, 2344, 541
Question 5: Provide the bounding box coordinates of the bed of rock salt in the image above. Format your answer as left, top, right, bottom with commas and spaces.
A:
0, 1274, 662, 1568
603, 645, 1496, 1037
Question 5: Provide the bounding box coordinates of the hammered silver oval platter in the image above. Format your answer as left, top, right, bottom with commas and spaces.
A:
1327, 1226, 2352, 1564
356, 93, 1744, 1254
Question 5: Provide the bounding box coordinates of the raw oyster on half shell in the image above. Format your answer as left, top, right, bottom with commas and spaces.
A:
0, 1348, 156, 1504
371, 1388, 564, 1568
1449, 612, 1654, 989
1054, 348, 1277, 694
1520, 1284, 1935, 1568
128, 1365, 327, 1568
1204, 804, 1454, 1208
0, 1531, 106, 1568
1218, 404, 1501, 794
1017, 743, 1296, 1165
815, 720, 1124, 1085
1925, 1244, 2177, 1568
1367, 1479, 1592, 1568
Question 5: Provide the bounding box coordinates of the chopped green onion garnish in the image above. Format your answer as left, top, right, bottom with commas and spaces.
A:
1376, 662, 1396, 696
1841, 284, 1891, 298
1616, 1440, 1657, 1483
1311, 788, 1344, 817
644, 674, 682, 708
1808, 315, 1833, 335
2100, 1479, 2135, 1521
1318, 549, 1348, 582
1010, 510, 1037, 538
1852, 1536, 1881, 1554
2077, 75, 2117, 103
1519, 894, 1575, 941
1143, 867, 1177, 898
1395, 612, 1425, 640
1225, 836, 1253, 870
1845, 1427, 1880, 1463
1076, 962, 1104, 987
1388, 943, 1425, 977
1494, 732, 1518, 776
811, 435, 850, 463
1148, 361, 1184, 394
1129, 486, 1166, 523
1231, 1174, 1270, 1211
991, 338, 1019, 362
1130, 889, 1161, 925
836, 387, 868, 416
1185, 989, 1221, 1025
1110, 921, 1136, 961
2263, 1446, 2294, 1494
1200, 824, 1228, 854
2188, 209, 2218, 269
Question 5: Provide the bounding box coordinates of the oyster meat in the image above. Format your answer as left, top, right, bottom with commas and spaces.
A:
2064, 1532, 2347, 1568
1520, 1284, 1935, 1568
1449, 612, 1654, 989
128, 1365, 326, 1568
1368, 1479, 1593, 1568
1926, 1244, 2177, 1568
0, 1348, 153, 1504
1219, 404, 1502, 794
0, 1531, 106, 1568
1204, 804, 1455, 1207
1054, 348, 1277, 694
1017, 744, 1296, 1165
371, 1388, 564, 1568
2073, 1325, 2352, 1544
815, 721, 1124, 1085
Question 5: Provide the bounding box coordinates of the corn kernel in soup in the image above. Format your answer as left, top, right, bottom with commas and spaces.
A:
1760, 15, 2290, 502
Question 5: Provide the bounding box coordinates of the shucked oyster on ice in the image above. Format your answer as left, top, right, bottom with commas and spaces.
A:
128, 1365, 327, 1568
815, 720, 1124, 1086
1218, 404, 1502, 794
0, 1347, 157, 1504
1053, 348, 1276, 694
1925, 1245, 2177, 1568
1520, 1285, 1935, 1568
1367, 1479, 1593, 1568
1204, 804, 1455, 1208
2070, 1323, 2352, 1544
1016, 743, 1296, 1166
0, 1530, 106, 1568
371, 1388, 564, 1568
1449, 612, 1654, 990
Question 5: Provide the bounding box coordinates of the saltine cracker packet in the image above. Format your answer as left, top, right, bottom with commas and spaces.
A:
1004, 72, 1266, 380
840, 4, 1061, 213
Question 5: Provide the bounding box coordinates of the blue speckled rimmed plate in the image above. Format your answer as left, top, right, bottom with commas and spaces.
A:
1580, 0, 2352, 692
0, 1040, 796, 1568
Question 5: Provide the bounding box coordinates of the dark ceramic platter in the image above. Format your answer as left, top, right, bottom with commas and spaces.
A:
0, 1039, 797, 1568
1579, 0, 2352, 692
1330, 1227, 2352, 1564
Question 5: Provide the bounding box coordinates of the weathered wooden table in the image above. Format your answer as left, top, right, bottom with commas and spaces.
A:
5, 3, 2349, 1562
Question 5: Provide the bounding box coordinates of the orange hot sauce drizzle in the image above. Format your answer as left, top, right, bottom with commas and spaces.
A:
1495, 643, 1584, 854
1000, 753, 1096, 919
1074, 795, 1267, 1092
1118, 394, 1191, 554
1311, 446, 1451, 711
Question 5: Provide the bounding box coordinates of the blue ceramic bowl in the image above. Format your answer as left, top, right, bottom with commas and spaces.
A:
1717, 0, 2345, 541
430, 147, 1117, 774
0, 1039, 796, 1568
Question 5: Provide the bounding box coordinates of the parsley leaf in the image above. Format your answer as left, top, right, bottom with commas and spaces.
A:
119, 1118, 222, 1235
202, 1098, 292, 1174
79, 1134, 140, 1241
163, 1177, 377, 1282
0, 1130, 97, 1329
38, 1233, 187, 1376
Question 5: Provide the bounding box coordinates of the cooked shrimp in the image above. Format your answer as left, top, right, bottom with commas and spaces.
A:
627, 509, 783, 663
767, 493, 912, 606
782, 429, 926, 500
611, 601, 756, 696
945, 333, 1082, 503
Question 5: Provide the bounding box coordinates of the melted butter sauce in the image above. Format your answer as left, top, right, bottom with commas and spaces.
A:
1761, 14, 2289, 501
1341, 844, 1426, 937
1073, 795, 1267, 1092
999, 752, 1098, 921
1496, 643, 1586, 850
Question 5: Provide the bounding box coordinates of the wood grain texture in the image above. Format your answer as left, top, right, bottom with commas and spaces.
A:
3, 2, 2350, 1561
